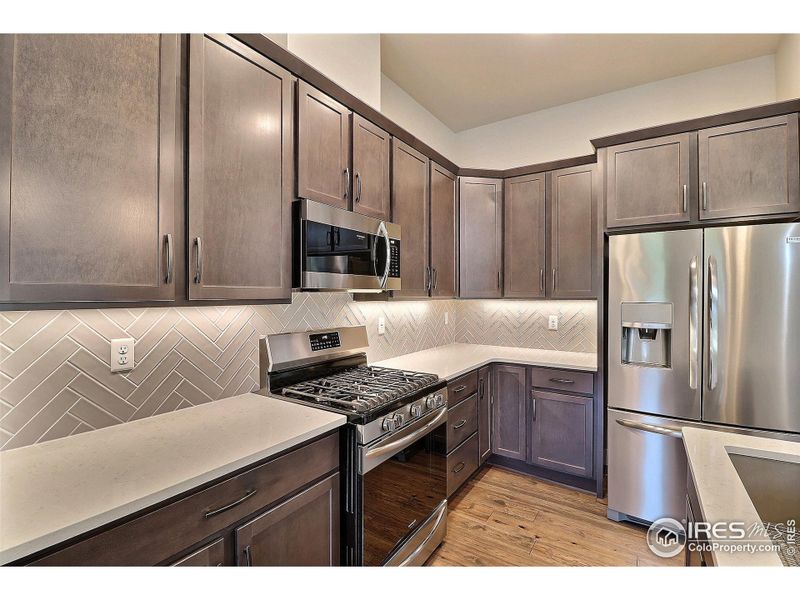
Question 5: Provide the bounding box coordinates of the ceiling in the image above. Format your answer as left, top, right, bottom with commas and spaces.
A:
380, 34, 783, 132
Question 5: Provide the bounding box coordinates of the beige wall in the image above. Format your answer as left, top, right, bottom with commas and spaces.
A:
455, 55, 778, 169
776, 34, 800, 101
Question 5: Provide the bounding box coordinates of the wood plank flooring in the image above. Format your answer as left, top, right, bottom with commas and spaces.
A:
426, 465, 684, 567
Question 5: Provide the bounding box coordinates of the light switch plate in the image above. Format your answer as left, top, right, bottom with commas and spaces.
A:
377, 316, 386, 335
110, 338, 135, 373
548, 315, 559, 331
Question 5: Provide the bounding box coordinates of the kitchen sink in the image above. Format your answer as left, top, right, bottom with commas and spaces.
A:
727, 448, 800, 526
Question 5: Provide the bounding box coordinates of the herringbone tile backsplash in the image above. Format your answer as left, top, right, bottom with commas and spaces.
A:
0, 295, 595, 450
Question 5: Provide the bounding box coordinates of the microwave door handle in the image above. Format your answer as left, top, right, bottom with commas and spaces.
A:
376, 221, 391, 288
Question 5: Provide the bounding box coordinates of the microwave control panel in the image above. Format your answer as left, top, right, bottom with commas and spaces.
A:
389, 239, 400, 279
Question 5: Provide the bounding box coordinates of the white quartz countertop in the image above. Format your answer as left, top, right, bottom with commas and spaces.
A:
374, 343, 596, 380
0, 393, 345, 564
682, 427, 800, 567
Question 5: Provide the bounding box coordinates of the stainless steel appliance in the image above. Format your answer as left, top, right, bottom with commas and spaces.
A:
294, 199, 401, 293
608, 223, 800, 524
260, 325, 448, 566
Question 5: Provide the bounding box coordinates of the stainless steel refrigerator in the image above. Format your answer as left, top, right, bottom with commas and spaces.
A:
607, 223, 800, 524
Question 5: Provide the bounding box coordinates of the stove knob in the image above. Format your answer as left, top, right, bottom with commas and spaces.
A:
425, 395, 437, 409
382, 416, 396, 432
393, 413, 405, 428
410, 403, 423, 418
435, 393, 445, 407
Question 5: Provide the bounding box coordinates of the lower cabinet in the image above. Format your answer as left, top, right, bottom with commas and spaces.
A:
171, 538, 225, 567
528, 390, 593, 478
491, 365, 527, 461
445, 376, 480, 497
447, 433, 479, 497
477, 366, 492, 464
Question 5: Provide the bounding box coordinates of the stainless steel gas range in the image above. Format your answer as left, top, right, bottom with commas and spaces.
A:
259, 325, 448, 566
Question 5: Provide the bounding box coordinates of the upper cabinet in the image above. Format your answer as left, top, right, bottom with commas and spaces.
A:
605, 133, 693, 229
550, 164, 598, 299
459, 177, 503, 299
188, 34, 293, 302
352, 114, 391, 220
391, 139, 430, 298
504, 173, 547, 298
698, 114, 800, 220
0, 34, 180, 305
296, 80, 351, 209
429, 162, 458, 298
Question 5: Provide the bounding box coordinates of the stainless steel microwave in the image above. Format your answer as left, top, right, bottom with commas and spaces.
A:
293, 199, 401, 293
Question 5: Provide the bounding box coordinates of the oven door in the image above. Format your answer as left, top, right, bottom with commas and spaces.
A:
359, 407, 447, 566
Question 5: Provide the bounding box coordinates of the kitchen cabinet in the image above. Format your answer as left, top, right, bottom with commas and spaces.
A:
491, 364, 527, 461
27, 432, 340, 566
188, 34, 293, 301
391, 138, 430, 298
605, 133, 693, 229
351, 113, 391, 220
445, 374, 480, 497
447, 433, 479, 498
429, 162, 458, 298
459, 177, 503, 298
447, 394, 478, 453
504, 173, 547, 298
477, 366, 492, 465
0, 34, 180, 304
698, 114, 800, 220
235, 473, 339, 566
549, 164, 598, 299
528, 390, 593, 478
296, 80, 352, 209
171, 538, 225, 567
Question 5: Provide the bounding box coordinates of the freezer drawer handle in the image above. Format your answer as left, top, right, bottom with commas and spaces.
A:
616, 419, 683, 439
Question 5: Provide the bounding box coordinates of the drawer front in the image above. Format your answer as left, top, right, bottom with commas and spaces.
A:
447, 433, 479, 497
171, 537, 225, 566
530, 367, 593, 395
448, 371, 478, 405
31, 432, 339, 566
447, 393, 478, 452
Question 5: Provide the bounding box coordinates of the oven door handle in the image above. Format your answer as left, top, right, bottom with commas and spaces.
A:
361, 407, 447, 474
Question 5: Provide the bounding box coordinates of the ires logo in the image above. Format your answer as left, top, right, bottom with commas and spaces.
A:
688, 521, 747, 539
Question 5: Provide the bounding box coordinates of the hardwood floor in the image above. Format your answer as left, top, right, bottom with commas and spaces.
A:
427, 465, 684, 567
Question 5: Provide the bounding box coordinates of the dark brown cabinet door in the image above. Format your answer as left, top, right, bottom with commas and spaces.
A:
491, 365, 527, 461
352, 113, 390, 220
606, 133, 693, 228
550, 165, 598, 299
528, 390, 593, 478
171, 538, 225, 566
699, 114, 800, 220
477, 366, 492, 465
429, 161, 458, 298
504, 173, 546, 298
188, 35, 293, 301
235, 473, 340, 566
296, 80, 351, 209
0, 34, 180, 304
459, 177, 503, 298
391, 139, 430, 298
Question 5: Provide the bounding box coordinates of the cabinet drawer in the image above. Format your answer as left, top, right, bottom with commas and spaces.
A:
31, 432, 339, 565
447, 393, 478, 452
448, 371, 478, 405
171, 538, 225, 566
447, 433, 479, 497
530, 367, 593, 395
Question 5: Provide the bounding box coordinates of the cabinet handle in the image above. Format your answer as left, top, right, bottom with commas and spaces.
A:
539, 268, 544, 292
452, 385, 467, 393
552, 267, 557, 292
194, 237, 203, 284
344, 167, 351, 200
354, 171, 362, 203
682, 184, 688, 213
204, 488, 257, 518
432, 268, 438, 290
453, 461, 466, 474
549, 377, 575, 385
243, 545, 253, 567
701, 181, 708, 211
531, 390, 537, 420
497, 271, 501, 290
452, 418, 468, 430
164, 233, 174, 284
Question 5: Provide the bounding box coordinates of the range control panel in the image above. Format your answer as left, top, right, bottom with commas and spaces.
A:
309, 331, 341, 352
389, 239, 400, 278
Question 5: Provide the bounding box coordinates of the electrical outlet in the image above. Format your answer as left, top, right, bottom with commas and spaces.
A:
548, 315, 559, 331
111, 338, 135, 373
444, 311, 449, 325
377, 316, 386, 335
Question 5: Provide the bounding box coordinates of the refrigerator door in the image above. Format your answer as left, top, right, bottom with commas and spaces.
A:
702, 223, 800, 433
608, 230, 703, 420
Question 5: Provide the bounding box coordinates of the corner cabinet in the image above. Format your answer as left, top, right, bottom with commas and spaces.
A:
429, 162, 458, 298
188, 34, 293, 301
504, 173, 547, 298
491, 364, 527, 461
0, 34, 180, 305
459, 177, 503, 298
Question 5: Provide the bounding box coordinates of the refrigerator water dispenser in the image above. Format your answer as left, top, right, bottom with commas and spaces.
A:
620, 302, 672, 368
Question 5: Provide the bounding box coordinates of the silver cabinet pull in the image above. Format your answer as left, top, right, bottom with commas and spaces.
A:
354, 171, 362, 203
243, 545, 253, 567
682, 184, 688, 213
539, 268, 544, 292
426, 266, 432, 293
689, 256, 699, 390
701, 181, 708, 211
708, 255, 719, 390
531, 392, 537, 420
452, 418, 468, 430
194, 237, 203, 284
552, 267, 557, 292
204, 488, 257, 518
432, 267, 438, 290
344, 167, 351, 200
164, 233, 174, 284
452, 385, 467, 393
497, 270, 501, 290
616, 418, 683, 439
453, 461, 466, 474
549, 377, 574, 384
